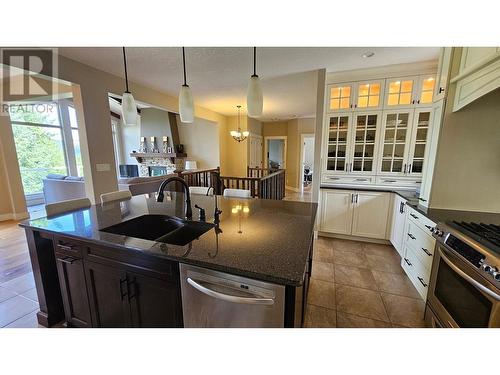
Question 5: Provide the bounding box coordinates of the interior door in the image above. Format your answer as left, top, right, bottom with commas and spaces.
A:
249, 136, 263, 168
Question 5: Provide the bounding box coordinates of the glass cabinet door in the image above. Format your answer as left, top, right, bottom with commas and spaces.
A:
416, 75, 436, 106
385, 77, 417, 108
407, 109, 432, 175
380, 111, 412, 174
328, 84, 353, 112
355, 81, 383, 110
350, 113, 379, 173
325, 114, 351, 172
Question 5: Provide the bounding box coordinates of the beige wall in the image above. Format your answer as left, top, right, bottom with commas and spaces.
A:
0, 115, 28, 220
430, 49, 500, 212
224, 115, 248, 176
177, 115, 220, 170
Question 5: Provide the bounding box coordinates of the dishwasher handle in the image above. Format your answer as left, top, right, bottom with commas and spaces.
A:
186, 277, 275, 305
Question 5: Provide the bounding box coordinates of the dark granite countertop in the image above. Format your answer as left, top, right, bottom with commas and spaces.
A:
320, 185, 500, 225
20, 193, 318, 287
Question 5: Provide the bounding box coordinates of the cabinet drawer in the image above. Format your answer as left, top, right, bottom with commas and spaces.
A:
54, 236, 86, 258
375, 176, 421, 187
322, 175, 374, 185
405, 221, 435, 270
401, 246, 429, 300
407, 206, 436, 234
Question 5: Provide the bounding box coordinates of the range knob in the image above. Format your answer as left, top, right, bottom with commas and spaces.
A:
492, 272, 500, 282
482, 264, 498, 274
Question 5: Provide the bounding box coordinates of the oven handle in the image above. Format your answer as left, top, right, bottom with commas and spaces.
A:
187, 277, 275, 305
438, 247, 500, 301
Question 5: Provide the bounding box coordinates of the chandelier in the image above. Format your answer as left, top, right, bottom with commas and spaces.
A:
230, 105, 249, 142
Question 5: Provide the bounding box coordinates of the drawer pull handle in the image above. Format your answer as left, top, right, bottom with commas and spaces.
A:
119, 278, 128, 300
404, 258, 412, 266
355, 178, 368, 181
384, 180, 397, 183
328, 177, 340, 180
418, 197, 427, 202
58, 256, 77, 264
410, 213, 418, 219
408, 233, 416, 240
417, 277, 428, 288
421, 247, 432, 256
425, 225, 434, 232
57, 244, 74, 252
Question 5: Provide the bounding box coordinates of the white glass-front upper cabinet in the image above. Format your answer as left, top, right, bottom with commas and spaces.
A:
350, 112, 380, 174
415, 75, 436, 107
385, 77, 418, 108
324, 113, 353, 173
406, 108, 432, 176
379, 110, 413, 175
354, 80, 385, 111
327, 84, 355, 112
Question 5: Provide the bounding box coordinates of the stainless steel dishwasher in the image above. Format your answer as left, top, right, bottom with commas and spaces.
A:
180, 264, 285, 327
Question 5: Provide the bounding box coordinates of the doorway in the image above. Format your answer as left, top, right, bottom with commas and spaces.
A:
264, 136, 287, 170
300, 133, 315, 192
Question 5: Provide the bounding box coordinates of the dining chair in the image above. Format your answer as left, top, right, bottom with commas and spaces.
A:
100, 190, 132, 203
223, 188, 252, 198
45, 197, 92, 216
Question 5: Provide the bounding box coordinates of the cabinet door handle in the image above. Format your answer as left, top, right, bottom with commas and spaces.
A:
57, 244, 74, 252
403, 164, 407, 174
58, 256, 77, 264
417, 277, 428, 287
127, 277, 137, 300
404, 258, 412, 266
438, 87, 445, 94
417, 100, 420, 104
412, 100, 415, 104
408, 164, 412, 173
410, 213, 418, 219
355, 194, 359, 204
119, 278, 128, 300
354, 104, 358, 108
421, 247, 432, 256
351, 193, 355, 204
408, 233, 416, 240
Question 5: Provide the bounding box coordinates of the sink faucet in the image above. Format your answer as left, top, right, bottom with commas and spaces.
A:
157, 176, 193, 220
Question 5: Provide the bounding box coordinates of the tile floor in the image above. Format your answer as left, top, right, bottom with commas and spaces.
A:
0, 272, 41, 328
304, 237, 426, 328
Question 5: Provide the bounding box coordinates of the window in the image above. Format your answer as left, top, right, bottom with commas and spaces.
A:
10, 102, 68, 197
10, 100, 84, 203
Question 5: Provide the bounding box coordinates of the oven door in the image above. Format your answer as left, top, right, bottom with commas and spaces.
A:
428, 244, 500, 328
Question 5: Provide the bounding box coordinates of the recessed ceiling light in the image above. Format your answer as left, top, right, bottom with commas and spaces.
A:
362, 51, 375, 58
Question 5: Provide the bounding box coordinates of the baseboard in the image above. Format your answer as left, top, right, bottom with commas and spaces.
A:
285, 186, 300, 192
318, 231, 391, 245
0, 211, 29, 222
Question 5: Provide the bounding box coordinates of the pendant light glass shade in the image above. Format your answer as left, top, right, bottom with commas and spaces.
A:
179, 84, 194, 123
247, 75, 263, 118
121, 92, 137, 126
247, 47, 263, 118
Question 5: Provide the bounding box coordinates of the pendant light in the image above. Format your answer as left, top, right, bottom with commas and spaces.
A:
230, 105, 249, 142
179, 47, 194, 123
121, 47, 137, 126
247, 47, 263, 118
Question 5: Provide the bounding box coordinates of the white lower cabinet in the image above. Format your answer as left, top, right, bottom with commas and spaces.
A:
320, 189, 390, 240
400, 206, 437, 300
389, 194, 407, 257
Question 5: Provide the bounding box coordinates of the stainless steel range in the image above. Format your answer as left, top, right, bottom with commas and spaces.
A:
426, 221, 500, 328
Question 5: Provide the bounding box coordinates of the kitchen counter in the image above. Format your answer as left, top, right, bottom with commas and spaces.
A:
20, 193, 317, 287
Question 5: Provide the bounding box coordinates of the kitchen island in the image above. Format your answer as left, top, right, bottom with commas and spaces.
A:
20, 192, 317, 328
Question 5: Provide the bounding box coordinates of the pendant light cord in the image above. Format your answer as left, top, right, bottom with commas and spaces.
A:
252, 47, 257, 77
182, 47, 188, 86
123, 47, 130, 93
